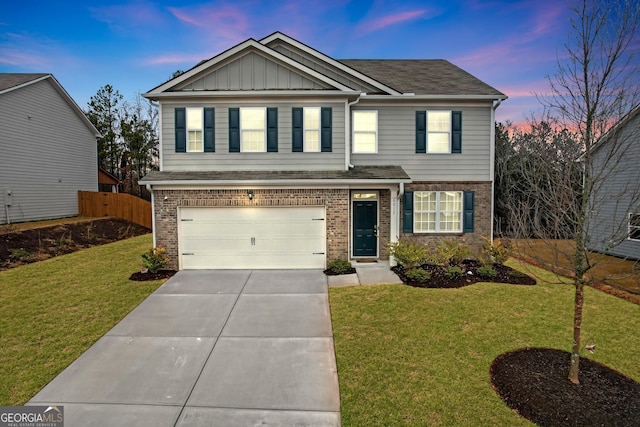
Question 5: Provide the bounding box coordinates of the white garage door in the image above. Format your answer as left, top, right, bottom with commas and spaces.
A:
178, 206, 326, 269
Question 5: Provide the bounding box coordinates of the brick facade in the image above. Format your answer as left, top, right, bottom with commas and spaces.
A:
400, 181, 492, 252
153, 188, 350, 270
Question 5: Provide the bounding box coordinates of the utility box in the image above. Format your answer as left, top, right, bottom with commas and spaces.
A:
5, 189, 12, 206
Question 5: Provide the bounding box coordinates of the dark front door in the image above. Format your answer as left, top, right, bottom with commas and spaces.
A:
353, 201, 377, 257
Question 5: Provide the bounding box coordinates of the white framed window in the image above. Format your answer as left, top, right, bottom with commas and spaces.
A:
630, 213, 640, 241
186, 107, 203, 152
427, 111, 451, 153
241, 107, 266, 152
353, 110, 377, 153
304, 107, 320, 152
414, 191, 462, 232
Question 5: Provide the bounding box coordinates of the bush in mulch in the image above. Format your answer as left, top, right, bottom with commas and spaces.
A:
392, 259, 536, 288
324, 259, 356, 276
129, 270, 177, 281
490, 347, 640, 426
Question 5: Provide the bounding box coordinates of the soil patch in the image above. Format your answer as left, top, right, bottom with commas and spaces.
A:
1, 218, 150, 271
129, 270, 177, 281
490, 347, 640, 426
392, 260, 536, 288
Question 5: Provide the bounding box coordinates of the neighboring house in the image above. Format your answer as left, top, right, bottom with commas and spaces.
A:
99, 167, 120, 193
140, 32, 506, 270
0, 73, 100, 224
586, 103, 640, 260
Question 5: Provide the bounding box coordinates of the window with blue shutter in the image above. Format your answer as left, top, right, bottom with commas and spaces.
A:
321, 107, 332, 152
463, 190, 474, 232
175, 108, 186, 153
292, 107, 303, 152
204, 107, 215, 152
415, 111, 426, 153
266, 107, 278, 152
452, 111, 462, 154
228, 108, 240, 152
403, 191, 414, 233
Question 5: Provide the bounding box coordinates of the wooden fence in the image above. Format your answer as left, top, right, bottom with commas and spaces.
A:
78, 191, 152, 229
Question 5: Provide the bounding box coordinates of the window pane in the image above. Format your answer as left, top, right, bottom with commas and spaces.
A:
353, 111, 377, 131
428, 111, 450, 131
441, 192, 462, 211
415, 192, 436, 211
186, 108, 202, 130
354, 132, 376, 153
188, 131, 203, 152
630, 214, 640, 227
241, 130, 265, 152
631, 214, 640, 240
439, 212, 461, 231
241, 108, 265, 129
305, 130, 320, 151
305, 107, 320, 129
428, 133, 450, 153
415, 212, 436, 232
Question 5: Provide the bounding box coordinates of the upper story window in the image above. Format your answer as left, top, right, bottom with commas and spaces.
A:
630, 213, 640, 241
427, 111, 451, 153
304, 107, 321, 152
353, 110, 377, 153
241, 107, 266, 152
416, 110, 462, 154
414, 191, 462, 232
186, 108, 203, 152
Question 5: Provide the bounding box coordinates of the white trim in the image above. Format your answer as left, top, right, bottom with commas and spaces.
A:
352, 110, 378, 154
413, 191, 463, 233
303, 107, 321, 152
425, 110, 452, 154
350, 190, 380, 259
259, 32, 403, 96
240, 107, 267, 152
361, 94, 507, 101
145, 90, 360, 100
143, 178, 411, 187
629, 212, 640, 241
186, 107, 204, 152
158, 103, 164, 171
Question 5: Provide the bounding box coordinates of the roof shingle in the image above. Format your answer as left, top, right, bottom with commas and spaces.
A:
0, 73, 49, 92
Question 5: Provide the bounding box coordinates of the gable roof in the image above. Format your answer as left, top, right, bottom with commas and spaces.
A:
144, 32, 506, 100
583, 102, 640, 160
0, 73, 101, 137
340, 60, 506, 97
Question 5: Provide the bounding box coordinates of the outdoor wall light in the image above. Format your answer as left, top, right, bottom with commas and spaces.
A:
247, 189, 254, 201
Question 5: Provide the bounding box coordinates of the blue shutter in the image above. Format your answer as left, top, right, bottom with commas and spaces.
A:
175, 108, 186, 153
267, 107, 278, 152
463, 190, 474, 233
204, 107, 215, 152
321, 107, 332, 152
403, 191, 414, 233
452, 111, 462, 154
416, 111, 426, 153
229, 108, 240, 152
292, 107, 303, 152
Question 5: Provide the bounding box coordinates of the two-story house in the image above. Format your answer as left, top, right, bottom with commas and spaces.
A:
140, 32, 506, 270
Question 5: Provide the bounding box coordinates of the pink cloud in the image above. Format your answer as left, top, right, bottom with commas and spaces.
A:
357, 9, 427, 35
0, 47, 47, 66
144, 52, 211, 65
167, 4, 249, 41
89, 1, 168, 29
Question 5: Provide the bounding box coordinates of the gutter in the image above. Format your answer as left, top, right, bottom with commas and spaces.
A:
139, 178, 412, 187
345, 96, 361, 169
490, 98, 503, 241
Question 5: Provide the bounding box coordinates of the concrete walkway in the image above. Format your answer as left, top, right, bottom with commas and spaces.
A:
328, 260, 403, 287
29, 270, 341, 426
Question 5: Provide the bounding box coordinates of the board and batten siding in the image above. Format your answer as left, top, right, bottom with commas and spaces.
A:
179, 52, 329, 91
161, 101, 346, 171
0, 78, 97, 223
588, 110, 640, 260
350, 104, 493, 181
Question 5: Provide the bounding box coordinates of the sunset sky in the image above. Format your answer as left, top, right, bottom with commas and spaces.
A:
1, 0, 581, 125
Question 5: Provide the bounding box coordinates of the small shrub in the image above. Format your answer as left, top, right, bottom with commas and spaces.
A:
477, 265, 498, 279
328, 259, 353, 275
141, 246, 168, 273
481, 236, 512, 265
445, 266, 464, 280
434, 238, 471, 266
389, 239, 428, 268
405, 268, 431, 283
8, 248, 32, 261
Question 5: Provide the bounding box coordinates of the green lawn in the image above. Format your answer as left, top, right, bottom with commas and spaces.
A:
0, 234, 164, 405
329, 259, 640, 426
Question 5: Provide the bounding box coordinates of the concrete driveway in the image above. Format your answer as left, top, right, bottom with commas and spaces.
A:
29, 270, 341, 426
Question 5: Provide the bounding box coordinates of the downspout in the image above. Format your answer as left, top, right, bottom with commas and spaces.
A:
148, 184, 156, 247
490, 99, 503, 242
345, 96, 361, 170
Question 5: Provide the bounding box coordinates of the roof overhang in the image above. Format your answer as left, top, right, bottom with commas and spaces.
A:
144, 90, 361, 100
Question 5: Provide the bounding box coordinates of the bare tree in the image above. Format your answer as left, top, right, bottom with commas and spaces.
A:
503, 0, 640, 384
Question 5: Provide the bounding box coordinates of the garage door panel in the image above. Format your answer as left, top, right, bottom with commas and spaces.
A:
179, 207, 326, 269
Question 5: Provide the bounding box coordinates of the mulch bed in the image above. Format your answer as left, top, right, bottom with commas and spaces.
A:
323, 267, 357, 276
129, 270, 177, 281
490, 347, 640, 426
392, 260, 536, 288
0, 218, 150, 271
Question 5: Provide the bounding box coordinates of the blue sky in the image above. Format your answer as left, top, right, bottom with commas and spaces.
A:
1, 0, 577, 125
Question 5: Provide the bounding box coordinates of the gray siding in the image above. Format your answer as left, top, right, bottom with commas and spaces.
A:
179, 52, 329, 91
0, 79, 97, 223
270, 43, 377, 93
588, 111, 640, 259
161, 101, 346, 171
350, 103, 493, 181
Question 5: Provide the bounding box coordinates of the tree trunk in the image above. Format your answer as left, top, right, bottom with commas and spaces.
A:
569, 280, 584, 384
